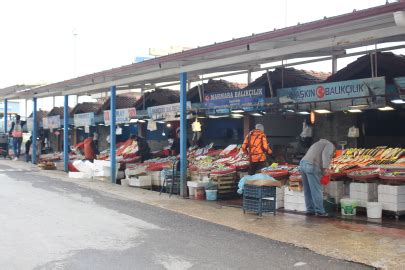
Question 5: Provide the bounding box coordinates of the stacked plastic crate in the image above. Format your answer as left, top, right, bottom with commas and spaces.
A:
243, 184, 276, 216
284, 188, 306, 212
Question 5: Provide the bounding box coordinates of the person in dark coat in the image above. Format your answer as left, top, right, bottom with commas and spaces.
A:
25, 136, 32, 162
131, 134, 151, 162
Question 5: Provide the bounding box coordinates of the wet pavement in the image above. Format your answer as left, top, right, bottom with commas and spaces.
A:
1, 160, 405, 269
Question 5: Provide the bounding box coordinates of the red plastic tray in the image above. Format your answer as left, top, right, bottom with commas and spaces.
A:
347, 170, 380, 180
379, 174, 405, 181
330, 172, 346, 178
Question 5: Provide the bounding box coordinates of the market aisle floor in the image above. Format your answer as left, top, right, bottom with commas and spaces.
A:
0, 160, 400, 269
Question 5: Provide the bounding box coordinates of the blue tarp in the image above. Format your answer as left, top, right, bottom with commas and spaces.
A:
237, 173, 277, 194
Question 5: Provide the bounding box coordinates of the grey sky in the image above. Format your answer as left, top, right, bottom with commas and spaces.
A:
0, 0, 391, 89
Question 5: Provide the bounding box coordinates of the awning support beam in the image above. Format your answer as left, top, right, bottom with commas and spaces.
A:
179, 72, 187, 197
63, 95, 69, 172
32, 97, 37, 164
4, 99, 7, 133
110, 86, 117, 184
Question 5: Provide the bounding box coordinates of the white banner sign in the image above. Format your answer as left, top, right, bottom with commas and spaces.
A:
42, 118, 49, 129
104, 108, 136, 125
147, 102, 191, 121
42, 116, 61, 130
74, 112, 95, 127
27, 118, 34, 131
0, 119, 12, 131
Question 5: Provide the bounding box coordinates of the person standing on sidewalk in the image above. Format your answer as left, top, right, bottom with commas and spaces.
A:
242, 124, 273, 175
299, 139, 335, 217
25, 136, 32, 162
9, 114, 23, 161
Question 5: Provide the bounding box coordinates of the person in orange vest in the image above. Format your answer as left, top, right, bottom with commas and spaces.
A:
78, 133, 98, 161
9, 114, 24, 161
242, 124, 272, 175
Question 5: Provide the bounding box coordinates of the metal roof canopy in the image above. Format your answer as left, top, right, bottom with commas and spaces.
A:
3, 2, 405, 100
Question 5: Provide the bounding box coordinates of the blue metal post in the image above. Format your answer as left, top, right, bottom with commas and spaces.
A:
32, 97, 37, 164
63, 95, 69, 172
110, 86, 117, 184
4, 99, 7, 133
179, 72, 187, 197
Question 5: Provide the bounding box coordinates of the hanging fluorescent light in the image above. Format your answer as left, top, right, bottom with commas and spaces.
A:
157, 120, 165, 124
297, 111, 310, 115
98, 123, 105, 126
129, 119, 138, 123
138, 119, 146, 123
378, 106, 395, 111
250, 112, 263, 117
231, 109, 244, 113
124, 124, 130, 127
391, 99, 405, 104
314, 109, 331, 114
286, 109, 295, 113
231, 113, 244, 118
348, 109, 362, 113
208, 115, 229, 119
348, 104, 369, 109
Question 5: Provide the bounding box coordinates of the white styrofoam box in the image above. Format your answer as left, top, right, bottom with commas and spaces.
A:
200, 174, 210, 182
350, 182, 378, 194
276, 200, 284, 209
73, 160, 95, 173
378, 193, 405, 204
121, 178, 129, 186
284, 201, 306, 212
378, 185, 405, 196
381, 202, 405, 212
350, 191, 377, 201
284, 189, 306, 204
68, 172, 92, 179
285, 188, 305, 197
187, 181, 209, 188
125, 167, 147, 178
93, 160, 118, 177
147, 171, 162, 186
128, 176, 152, 187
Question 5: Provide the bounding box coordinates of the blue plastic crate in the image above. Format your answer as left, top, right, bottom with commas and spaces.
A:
243, 184, 276, 199
243, 197, 276, 215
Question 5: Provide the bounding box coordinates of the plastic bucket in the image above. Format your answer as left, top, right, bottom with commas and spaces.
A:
367, 202, 382, 219
188, 186, 195, 198
195, 188, 205, 200
340, 198, 358, 216
206, 190, 218, 201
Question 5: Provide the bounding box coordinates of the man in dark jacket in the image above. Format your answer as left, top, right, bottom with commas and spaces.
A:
25, 136, 32, 162
132, 134, 151, 162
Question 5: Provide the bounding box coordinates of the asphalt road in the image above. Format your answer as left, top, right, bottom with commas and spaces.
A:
0, 164, 373, 270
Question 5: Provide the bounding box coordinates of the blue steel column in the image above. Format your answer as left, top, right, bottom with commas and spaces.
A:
110, 86, 117, 184
179, 72, 187, 197
4, 99, 7, 133
32, 97, 37, 164
63, 95, 69, 172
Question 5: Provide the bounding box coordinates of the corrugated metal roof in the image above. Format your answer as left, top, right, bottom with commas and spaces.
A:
134, 88, 179, 110
98, 94, 138, 113
246, 67, 330, 95
325, 52, 405, 84
47, 107, 72, 118
28, 109, 49, 119
70, 102, 101, 116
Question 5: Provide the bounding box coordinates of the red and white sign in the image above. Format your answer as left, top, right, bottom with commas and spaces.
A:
104, 108, 136, 125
